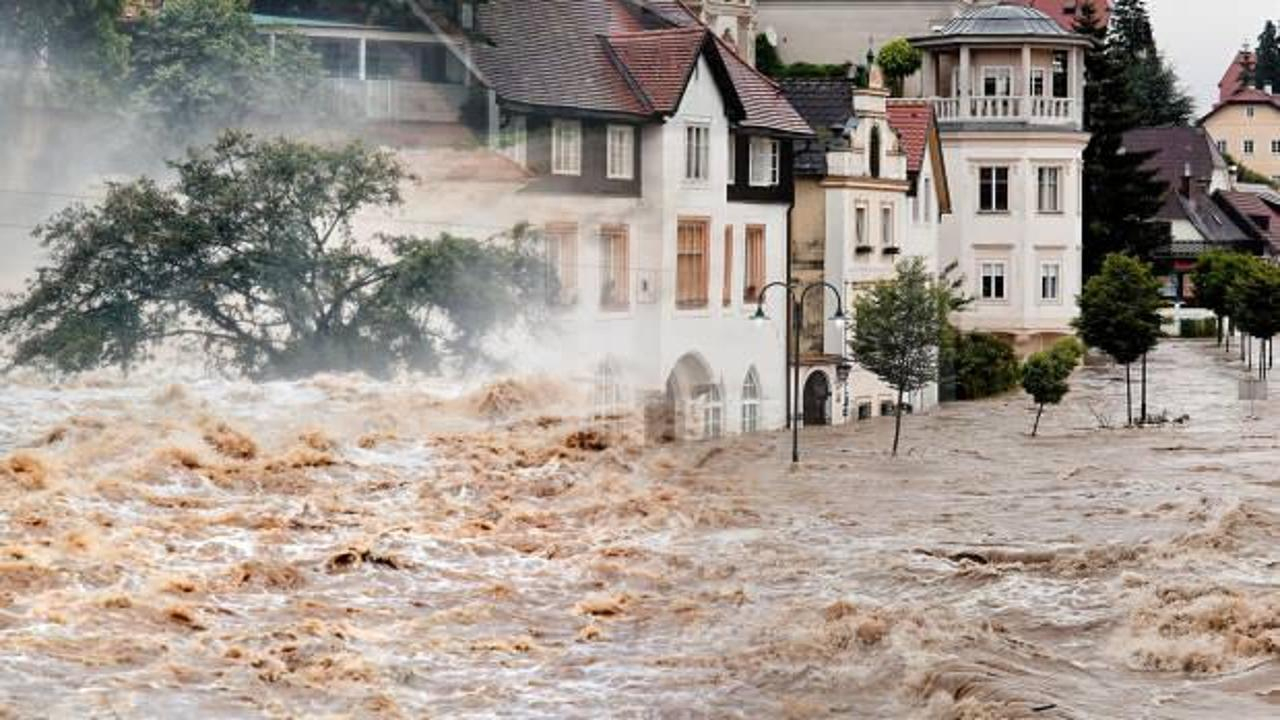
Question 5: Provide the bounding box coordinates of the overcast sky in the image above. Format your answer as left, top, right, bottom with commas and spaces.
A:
1148, 0, 1277, 116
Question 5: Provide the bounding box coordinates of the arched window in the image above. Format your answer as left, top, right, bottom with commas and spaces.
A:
869, 126, 882, 178
694, 383, 723, 439
741, 369, 761, 433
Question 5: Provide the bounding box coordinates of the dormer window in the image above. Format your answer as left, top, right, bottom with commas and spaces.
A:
749, 137, 780, 186
551, 119, 582, 176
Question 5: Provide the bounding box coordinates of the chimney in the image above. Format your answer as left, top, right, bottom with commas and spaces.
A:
1180, 162, 1192, 198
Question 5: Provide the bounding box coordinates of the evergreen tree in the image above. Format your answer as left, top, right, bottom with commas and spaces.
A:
1111, 0, 1155, 57
1075, 1, 1170, 277
1256, 21, 1280, 91
1126, 52, 1194, 126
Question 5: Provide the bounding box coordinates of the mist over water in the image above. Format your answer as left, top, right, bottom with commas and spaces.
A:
0, 340, 1275, 718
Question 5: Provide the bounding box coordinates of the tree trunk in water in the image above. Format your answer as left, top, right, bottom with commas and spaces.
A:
1125, 364, 1133, 427
892, 387, 904, 456
1140, 353, 1147, 426
1217, 314, 1223, 346
1032, 403, 1044, 437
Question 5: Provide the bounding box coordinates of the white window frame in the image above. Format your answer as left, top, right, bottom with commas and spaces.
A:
979, 166, 1010, 213
1272, 139, 1280, 155
854, 203, 868, 247
881, 203, 895, 248
685, 123, 711, 182
923, 177, 933, 222
1217, 140, 1228, 154
1037, 166, 1062, 214
1247, 106, 1256, 118
1040, 262, 1061, 303
551, 119, 582, 176
727, 133, 736, 185
1243, 139, 1255, 155
982, 66, 1013, 97
749, 136, 780, 187
1030, 68, 1047, 97
606, 124, 635, 180
741, 372, 761, 433
980, 261, 1007, 301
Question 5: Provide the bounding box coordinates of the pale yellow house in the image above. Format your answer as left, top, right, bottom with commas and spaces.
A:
1201, 89, 1280, 187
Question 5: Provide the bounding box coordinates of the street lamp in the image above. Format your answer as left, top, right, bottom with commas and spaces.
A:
752, 280, 849, 463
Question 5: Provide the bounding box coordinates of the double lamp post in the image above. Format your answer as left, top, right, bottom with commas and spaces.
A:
751, 280, 850, 463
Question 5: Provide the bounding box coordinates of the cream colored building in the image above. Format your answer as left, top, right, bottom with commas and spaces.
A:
910, 4, 1089, 353
1200, 90, 1280, 187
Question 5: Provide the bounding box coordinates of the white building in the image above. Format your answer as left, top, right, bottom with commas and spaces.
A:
264, 0, 814, 440
910, 4, 1089, 352
784, 71, 952, 425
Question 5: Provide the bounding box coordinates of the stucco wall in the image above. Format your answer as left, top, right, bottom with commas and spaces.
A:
1202, 103, 1280, 182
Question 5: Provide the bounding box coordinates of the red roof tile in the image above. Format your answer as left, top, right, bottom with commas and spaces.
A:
886, 100, 932, 175
1219, 50, 1256, 104
1219, 190, 1280, 252
607, 27, 706, 113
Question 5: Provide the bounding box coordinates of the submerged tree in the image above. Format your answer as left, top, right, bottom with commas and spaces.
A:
849, 257, 943, 456
1227, 256, 1280, 379
0, 0, 131, 102
1021, 338, 1084, 437
0, 131, 547, 379
1073, 254, 1163, 426
1191, 250, 1250, 349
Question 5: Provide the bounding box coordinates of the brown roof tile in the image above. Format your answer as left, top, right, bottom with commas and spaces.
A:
886, 100, 932, 175
607, 27, 706, 113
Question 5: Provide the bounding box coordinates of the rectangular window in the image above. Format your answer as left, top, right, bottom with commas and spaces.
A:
855, 204, 868, 246
744, 225, 766, 304
981, 262, 1007, 300
1247, 106, 1256, 118
606, 125, 634, 180
1040, 262, 1061, 302
676, 218, 709, 308
551, 119, 582, 176
923, 178, 933, 222
722, 226, 734, 307
1030, 68, 1046, 97
749, 137, 780, 186
1273, 140, 1280, 154
599, 225, 630, 310
1217, 139, 1228, 154
728, 133, 736, 185
685, 124, 710, 181
982, 66, 1012, 97
881, 204, 894, 247
545, 222, 578, 303
1244, 139, 1255, 155
979, 166, 1010, 213
1037, 166, 1062, 213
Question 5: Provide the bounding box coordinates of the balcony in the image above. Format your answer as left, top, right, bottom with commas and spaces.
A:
928, 95, 1077, 126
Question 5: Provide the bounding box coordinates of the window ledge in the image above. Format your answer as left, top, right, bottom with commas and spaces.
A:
1037, 210, 1065, 216
977, 210, 1012, 216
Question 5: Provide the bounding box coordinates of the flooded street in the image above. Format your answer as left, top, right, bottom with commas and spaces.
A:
0, 339, 1276, 719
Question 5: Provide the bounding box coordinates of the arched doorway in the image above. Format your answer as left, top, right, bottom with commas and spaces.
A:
656, 353, 721, 442
803, 371, 831, 426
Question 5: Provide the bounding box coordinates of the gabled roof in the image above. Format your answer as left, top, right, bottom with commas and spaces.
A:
1122, 126, 1224, 220
470, 0, 809, 135
1218, 50, 1257, 104
1218, 190, 1280, 253
886, 101, 930, 175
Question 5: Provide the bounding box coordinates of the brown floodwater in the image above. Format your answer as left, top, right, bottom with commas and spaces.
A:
0, 340, 1276, 719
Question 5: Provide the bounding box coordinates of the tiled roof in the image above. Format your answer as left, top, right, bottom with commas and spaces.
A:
1006, 1, 1111, 32
607, 28, 707, 113
886, 100, 932, 175
471, 0, 810, 135
779, 79, 853, 135
934, 4, 1075, 38
1218, 50, 1256, 104
1122, 126, 1223, 220
1218, 190, 1280, 252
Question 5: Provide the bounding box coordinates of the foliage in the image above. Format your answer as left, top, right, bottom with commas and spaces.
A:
1073, 253, 1163, 425
250, 0, 423, 28
1021, 338, 1084, 436
1227, 256, 1280, 341
0, 132, 547, 379
848, 257, 943, 455
1178, 317, 1218, 339
1191, 249, 1251, 343
0, 0, 131, 102
1256, 20, 1280, 92
1110, 0, 1155, 57
1124, 52, 1194, 127
128, 0, 321, 140
1075, 1, 1171, 278
1220, 152, 1278, 188
876, 38, 921, 96
754, 33, 853, 79
951, 332, 1020, 401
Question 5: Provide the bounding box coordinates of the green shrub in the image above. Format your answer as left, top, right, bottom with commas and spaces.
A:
1178, 316, 1218, 338
953, 332, 1020, 400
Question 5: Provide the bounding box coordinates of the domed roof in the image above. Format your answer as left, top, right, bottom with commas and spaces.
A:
936, 3, 1073, 38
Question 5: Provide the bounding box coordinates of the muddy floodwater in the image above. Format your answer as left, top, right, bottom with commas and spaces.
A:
0, 340, 1276, 719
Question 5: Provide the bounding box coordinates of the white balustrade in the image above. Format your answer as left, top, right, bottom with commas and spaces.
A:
925, 96, 1077, 126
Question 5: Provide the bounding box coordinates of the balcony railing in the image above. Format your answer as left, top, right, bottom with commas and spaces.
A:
322, 77, 469, 124
927, 95, 1077, 126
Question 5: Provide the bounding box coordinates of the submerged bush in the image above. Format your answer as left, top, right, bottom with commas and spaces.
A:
952, 332, 1020, 400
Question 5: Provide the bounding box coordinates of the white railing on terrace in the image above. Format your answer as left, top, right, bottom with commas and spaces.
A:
928, 95, 1078, 125
322, 77, 468, 124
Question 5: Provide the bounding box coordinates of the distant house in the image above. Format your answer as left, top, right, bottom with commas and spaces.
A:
783, 73, 951, 425
1122, 126, 1268, 301
1200, 49, 1280, 187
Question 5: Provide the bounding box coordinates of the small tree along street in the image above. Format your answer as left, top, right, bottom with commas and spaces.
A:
0, 132, 547, 379
1073, 254, 1163, 426
1227, 257, 1280, 380
849, 257, 944, 456
1021, 338, 1085, 437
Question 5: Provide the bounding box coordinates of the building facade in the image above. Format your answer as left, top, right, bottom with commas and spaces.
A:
910, 4, 1089, 353
1200, 84, 1280, 187
783, 73, 951, 425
